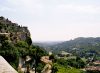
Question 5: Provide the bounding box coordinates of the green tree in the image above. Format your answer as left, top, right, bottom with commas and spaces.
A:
0, 40, 19, 69
25, 36, 32, 46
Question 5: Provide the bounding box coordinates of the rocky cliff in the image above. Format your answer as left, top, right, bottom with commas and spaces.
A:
0, 16, 32, 71
0, 16, 31, 43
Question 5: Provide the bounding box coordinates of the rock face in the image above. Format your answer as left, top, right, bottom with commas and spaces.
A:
0, 56, 18, 73
0, 16, 31, 43
0, 16, 32, 73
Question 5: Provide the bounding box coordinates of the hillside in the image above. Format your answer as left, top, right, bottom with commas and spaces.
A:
0, 16, 30, 43
0, 16, 47, 72
0, 16, 100, 73
50, 37, 100, 50
42, 37, 100, 58
33, 41, 62, 49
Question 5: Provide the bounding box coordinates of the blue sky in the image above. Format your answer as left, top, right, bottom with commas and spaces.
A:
0, 0, 100, 41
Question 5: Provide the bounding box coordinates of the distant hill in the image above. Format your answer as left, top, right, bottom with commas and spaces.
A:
40, 37, 100, 58
33, 41, 63, 48
50, 37, 100, 50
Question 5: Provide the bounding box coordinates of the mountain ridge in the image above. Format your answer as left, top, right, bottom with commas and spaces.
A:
35, 37, 100, 58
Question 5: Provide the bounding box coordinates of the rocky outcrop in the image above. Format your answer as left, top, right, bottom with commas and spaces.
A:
0, 16, 31, 43
0, 16, 32, 72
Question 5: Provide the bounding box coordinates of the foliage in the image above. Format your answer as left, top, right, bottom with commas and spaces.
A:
25, 36, 32, 46
48, 37, 100, 59
52, 63, 58, 73
0, 36, 19, 69
52, 63, 84, 73
15, 41, 29, 57
51, 56, 86, 73
49, 54, 55, 60
36, 62, 45, 73
0, 17, 48, 72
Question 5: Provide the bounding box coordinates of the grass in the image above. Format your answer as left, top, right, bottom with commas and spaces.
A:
53, 63, 84, 73
63, 56, 76, 60
81, 58, 87, 62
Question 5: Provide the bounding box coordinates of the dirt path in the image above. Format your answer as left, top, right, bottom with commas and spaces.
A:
41, 56, 52, 73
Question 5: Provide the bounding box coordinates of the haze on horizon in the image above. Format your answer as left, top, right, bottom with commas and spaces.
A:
0, 0, 100, 41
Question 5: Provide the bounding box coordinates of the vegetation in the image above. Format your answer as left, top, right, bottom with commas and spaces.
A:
0, 34, 47, 72
51, 55, 86, 73
0, 17, 47, 72
46, 37, 100, 60
52, 63, 84, 73
56, 57, 86, 68
0, 16, 100, 73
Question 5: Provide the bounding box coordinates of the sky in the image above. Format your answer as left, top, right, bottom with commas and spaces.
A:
0, 0, 100, 41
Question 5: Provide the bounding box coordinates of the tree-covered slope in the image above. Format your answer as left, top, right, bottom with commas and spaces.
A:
0, 16, 47, 72
48, 37, 100, 58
